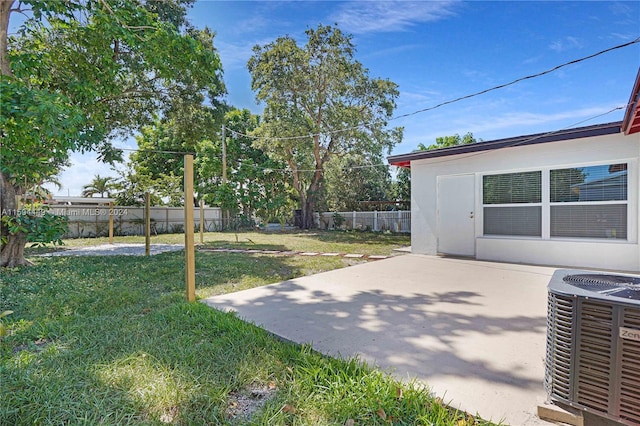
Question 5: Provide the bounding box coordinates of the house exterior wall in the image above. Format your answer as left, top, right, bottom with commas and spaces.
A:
410, 131, 640, 271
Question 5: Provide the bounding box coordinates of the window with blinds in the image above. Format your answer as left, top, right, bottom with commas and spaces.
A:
481, 164, 629, 240
483, 171, 542, 236
550, 164, 627, 239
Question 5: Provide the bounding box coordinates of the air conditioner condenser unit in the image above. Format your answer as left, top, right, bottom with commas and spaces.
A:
545, 269, 640, 425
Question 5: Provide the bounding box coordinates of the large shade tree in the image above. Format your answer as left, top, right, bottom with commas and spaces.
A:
248, 24, 402, 229
0, 0, 224, 267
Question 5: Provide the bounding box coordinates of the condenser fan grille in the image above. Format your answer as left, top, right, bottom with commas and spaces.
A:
563, 274, 640, 300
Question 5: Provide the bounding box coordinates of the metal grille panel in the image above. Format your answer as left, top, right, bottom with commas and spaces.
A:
545, 293, 575, 400
576, 301, 613, 412
620, 307, 640, 424
547, 271, 640, 426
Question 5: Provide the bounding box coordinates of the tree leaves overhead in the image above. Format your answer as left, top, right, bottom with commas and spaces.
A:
1, 0, 225, 266
3, 0, 225, 183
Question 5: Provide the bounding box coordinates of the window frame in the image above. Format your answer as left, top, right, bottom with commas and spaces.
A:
479, 160, 636, 243
482, 170, 543, 237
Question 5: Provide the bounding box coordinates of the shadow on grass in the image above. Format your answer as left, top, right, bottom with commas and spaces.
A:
0, 252, 307, 424
201, 241, 292, 252
310, 229, 410, 246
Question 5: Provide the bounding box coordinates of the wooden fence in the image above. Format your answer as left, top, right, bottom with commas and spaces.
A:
48, 205, 223, 238
316, 210, 411, 233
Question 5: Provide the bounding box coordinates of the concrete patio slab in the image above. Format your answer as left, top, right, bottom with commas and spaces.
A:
367, 255, 389, 260
203, 254, 557, 425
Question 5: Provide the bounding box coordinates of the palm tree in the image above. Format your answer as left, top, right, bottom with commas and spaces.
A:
82, 175, 115, 197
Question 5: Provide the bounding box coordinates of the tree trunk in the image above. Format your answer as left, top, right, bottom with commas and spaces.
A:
0, 0, 13, 76
300, 199, 316, 229
1, 172, 30, 268
0, 232, 30, 268
0, 2, 30, 267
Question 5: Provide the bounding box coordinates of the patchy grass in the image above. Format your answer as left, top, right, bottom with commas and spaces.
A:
2, 236, 497, 425
35, 230, 410, 256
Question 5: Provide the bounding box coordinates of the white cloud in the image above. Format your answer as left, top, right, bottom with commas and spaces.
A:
549, 36, 583, 52
391, 103, 625, 156
43, 153, 119, 197
217, 39, 257, 71
43, 137, 136, 197
451, 105, 623, 137
361, 43, 425, 59
330, 1, 459, 34
609, 32, 637, 41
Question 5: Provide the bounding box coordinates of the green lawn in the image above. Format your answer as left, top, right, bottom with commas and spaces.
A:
1, 232, 496, 425
52, 230, 411, 256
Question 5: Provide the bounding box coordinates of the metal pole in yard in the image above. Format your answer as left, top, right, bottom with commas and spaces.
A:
184, 155, 196, 302
109, 202, 114, 244
145, 193, 150, 256
199, 199, 204, 244
221, 124, 229, 229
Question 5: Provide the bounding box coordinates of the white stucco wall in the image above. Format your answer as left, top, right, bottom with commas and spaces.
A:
411, 131, 640, 271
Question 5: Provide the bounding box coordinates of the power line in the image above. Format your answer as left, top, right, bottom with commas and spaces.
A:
112, 38, 639, 170
396, 103, 629, 168
228, 36, 640, 143
109, 103, 626, 180
115, 147, 196, 155
390, 37, 640, 122
222, 103, 629, 174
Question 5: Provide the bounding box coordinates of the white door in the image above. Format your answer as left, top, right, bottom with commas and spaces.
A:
437, 174, 476, 256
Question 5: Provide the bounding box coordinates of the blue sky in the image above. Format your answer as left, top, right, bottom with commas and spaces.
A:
40, 1, 640, 195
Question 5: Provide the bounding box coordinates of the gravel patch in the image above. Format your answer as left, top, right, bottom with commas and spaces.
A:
40, 243, 184, 257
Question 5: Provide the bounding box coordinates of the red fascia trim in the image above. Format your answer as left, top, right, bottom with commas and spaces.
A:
390, 160, 411, 169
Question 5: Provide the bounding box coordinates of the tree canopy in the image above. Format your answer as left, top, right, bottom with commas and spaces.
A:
248, 24, 402, 228
417, 132, 481, 151
0, 0, 225, 267
323, 154, 392, 212
197, 108, 293, 225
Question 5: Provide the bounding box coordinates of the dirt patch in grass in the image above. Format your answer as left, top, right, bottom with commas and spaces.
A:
226, 383, 278, 422
12, 338, 51, 354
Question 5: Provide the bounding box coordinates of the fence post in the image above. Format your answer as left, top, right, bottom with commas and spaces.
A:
184, 155, 196, 302
373, 210, 378, 232
109, 202, 114, 243
352, 211, 356, 230
199, 199, 204, 244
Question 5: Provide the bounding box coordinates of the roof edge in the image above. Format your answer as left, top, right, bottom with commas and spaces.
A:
388, 121, 622, 167
622, 67, 640, 135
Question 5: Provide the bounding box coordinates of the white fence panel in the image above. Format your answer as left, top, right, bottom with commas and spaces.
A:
49, 205, 222, 238
316, 210, 410, 233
